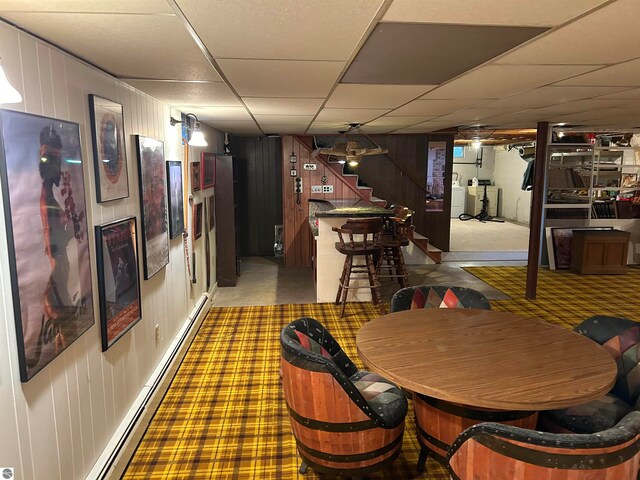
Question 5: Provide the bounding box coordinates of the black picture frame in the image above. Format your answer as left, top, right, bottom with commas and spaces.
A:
201, 152, 215, 189
191, 161, 201, 192
135, 135, 169, 279
88, 94, 129, 202
0, 109, 94, 381
193, 202, 203, 240
166, 160, 185, 239
550, 226, 614, 270
95, 217, 142, 351
207, 195, 215, 231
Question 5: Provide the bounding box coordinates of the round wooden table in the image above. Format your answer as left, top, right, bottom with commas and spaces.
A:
356, 308, 617, 466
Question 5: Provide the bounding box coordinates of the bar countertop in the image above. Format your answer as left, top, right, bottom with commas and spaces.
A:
315, 205, 394, 218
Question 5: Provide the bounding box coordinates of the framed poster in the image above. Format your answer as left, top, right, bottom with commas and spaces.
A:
135, 135, 169, 279
0, 109, 94, 382
193, 202, 203, 240
207, 195, 215, 231
166, 160, 184, 239
550, 226, 614, 270
191, 161, 201, 192
88, 95, 129, 202
201, 152, 215, 189
95, 217, 141, 351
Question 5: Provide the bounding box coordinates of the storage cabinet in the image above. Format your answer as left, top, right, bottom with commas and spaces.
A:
570, 229, 630, 274
214, 155, 239, 286
466, 186, 499, 217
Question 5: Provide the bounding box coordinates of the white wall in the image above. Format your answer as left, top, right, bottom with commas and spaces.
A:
452, 145, 495, 187
493, 146, 532, 224
0, 22, 222, 480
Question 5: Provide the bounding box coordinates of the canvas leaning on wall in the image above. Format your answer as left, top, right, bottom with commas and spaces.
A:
0, 109, 94, 382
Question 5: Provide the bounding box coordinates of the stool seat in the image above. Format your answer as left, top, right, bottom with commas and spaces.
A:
332, 217, 384, 318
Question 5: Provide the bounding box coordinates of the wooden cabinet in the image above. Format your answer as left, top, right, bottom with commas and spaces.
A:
214, 155, 239, 286
466, 186, 499, 217
570, 229, 630, 274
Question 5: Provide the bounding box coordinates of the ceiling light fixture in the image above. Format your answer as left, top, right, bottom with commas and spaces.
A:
315, 123, 388, 166
471, 140, 482, 150
0, 57, 22, 104
169, 113, 208, 147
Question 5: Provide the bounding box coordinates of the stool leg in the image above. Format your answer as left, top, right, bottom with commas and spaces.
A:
335, 255, 349, 305
340, 255, 353, 318
365, 253, 382, 306
395, 247, 409, 288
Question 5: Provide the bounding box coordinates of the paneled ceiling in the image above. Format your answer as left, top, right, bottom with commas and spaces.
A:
2, 0, 639, 138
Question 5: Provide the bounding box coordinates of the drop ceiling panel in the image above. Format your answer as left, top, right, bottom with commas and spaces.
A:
554, 59, 640, 87
0, 0, 172, 13
258, 124, 308, 134
496, 0, 640, 65
595, 88, 640, 100
358, 125, 397, 134
481, 86, 632, 110
217, 59, 344, 97
315, 108, 389, 123
381, 0, 608, 27
176, 0, 386, 61
204, 120, 261, 134
125, 80, 239, 106
254, 115, 315, 126
424, 65, 601, 100
365, 116, 440, 127
394, 122, 459, 134
172, 106, 252, 122
243, 98, 324, 116
326, 84, 436, 109
342, 23, 548, 85
390, 99, 490, 116
2, 13, 219, 80
307, 122, 348, 134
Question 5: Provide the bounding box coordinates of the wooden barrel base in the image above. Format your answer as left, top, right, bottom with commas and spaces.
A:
414, 393, 538, 465
298, 443, 402, 477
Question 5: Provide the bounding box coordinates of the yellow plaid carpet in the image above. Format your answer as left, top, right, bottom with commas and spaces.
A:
122, 267, 640, 479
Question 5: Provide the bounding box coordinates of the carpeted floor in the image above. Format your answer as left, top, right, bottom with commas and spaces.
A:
122, 266, 640, 479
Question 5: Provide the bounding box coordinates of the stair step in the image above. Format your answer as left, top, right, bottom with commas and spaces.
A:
410, 237, 442, 264
371, 197, 387, 208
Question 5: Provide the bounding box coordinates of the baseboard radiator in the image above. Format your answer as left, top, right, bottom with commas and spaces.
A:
87, 292, 211, 479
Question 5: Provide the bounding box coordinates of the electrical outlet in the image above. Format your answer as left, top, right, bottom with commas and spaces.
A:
294, 177, 303, 193
303, 163, 317, 170
155, 324, 160, 344
311, 185, 322, 193
322, 185, 333, 193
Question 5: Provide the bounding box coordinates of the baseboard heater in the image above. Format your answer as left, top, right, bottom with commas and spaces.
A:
88, 293, 210, 480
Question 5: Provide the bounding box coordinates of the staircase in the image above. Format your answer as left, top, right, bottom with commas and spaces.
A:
293, 135, 442, 264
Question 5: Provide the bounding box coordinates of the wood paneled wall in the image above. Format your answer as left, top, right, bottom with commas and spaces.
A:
357, 134, 454, 251
281, 136, 362, 267
230, 136, 282, 257
0, 21, 222, 480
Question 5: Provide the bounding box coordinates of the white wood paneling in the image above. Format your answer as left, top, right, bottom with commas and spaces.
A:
0, 20, 221, 480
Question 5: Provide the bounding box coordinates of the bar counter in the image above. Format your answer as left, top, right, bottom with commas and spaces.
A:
315, 203, 394, 303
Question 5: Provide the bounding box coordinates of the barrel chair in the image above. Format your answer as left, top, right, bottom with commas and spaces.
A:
447, 410, 640, 480
390, 285, 491, 313
540, 315, 640, 434
280, 317, 408, 478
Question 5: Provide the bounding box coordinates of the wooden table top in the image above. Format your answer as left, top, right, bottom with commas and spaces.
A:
356, 309, 617, 411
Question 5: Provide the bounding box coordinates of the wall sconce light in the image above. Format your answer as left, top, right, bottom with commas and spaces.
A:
169, 113, 208, 147
0, 57, 22, 104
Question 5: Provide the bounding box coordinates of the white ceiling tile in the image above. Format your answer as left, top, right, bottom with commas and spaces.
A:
254, 115, 314, 126
382, 0, 607, 27
326, 84, 436, 109
203, 120, 261, 134
172, 106, 252, 122
496, 0, 640, 65
125, 81, 241, 107
365, 116, 439, 127
258, 125, 308, 135
394, 121, 458, 133
424, 65, 601, 99
243, 98, 324, 116
307, 123, 347, 134
554, 59, 640, 87
595, 88, 640, 100
0, 0, 172, 13
315, 108, 389, 123
3, 12, 219, 80
481, 86, 632, 110
176, 0, 385, 60
217, 59, 344, 97
389, 99, 489, 116
358, 125, 396, 134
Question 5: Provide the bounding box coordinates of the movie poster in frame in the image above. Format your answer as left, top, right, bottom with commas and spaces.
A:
88, 95, 129, 202
0, 109, 94, 382
207, 195, 215, 231
135, 135, 169, 279
166, 160, 184, 239
191, 161, 201, 192
95, 217, 141, 351
201, 152, 215, 189
193, 202, 203, 240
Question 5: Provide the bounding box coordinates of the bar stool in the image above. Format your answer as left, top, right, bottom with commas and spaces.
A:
333, 217, 384, 318
377, 206, 413, 289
